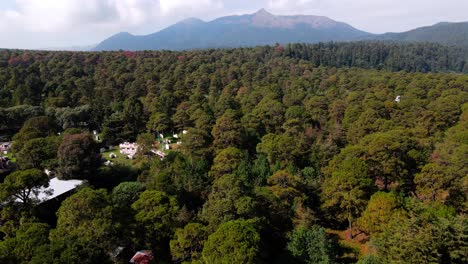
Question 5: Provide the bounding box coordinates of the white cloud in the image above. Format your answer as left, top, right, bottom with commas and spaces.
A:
0, 0, 467, 49
1, 0, 223, 33
159, 0, 222, 15
0, 0, 225, 48
268, 0, 319, 11
7, 0, 157, 32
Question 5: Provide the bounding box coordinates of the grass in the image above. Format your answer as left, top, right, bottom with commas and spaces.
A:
101, 147, 138, 167
3, 152, 17, 163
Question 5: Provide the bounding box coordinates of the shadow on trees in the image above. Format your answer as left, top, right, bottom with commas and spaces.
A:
91, 164, 140, 190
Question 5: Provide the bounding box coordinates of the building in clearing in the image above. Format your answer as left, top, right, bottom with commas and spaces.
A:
6, 177, 83, 207
35, 177, 84, 203
0, 142, 12, 155
119, 142, 139, 158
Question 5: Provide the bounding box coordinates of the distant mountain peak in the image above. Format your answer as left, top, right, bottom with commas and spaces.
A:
179, 17, 205, 25
94, 10, 371, 51
249, 9, 341, 29
254, 8, 273, 17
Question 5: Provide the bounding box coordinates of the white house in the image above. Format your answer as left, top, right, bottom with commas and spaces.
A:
0, 142, 12, 155
38, 178, 84, 202
14, 177, 84, 204
119, 142, 139, 158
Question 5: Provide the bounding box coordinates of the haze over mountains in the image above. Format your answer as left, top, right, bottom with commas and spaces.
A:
94, 9, 468, 51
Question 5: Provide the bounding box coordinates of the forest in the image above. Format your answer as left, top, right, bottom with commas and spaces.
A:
0, 41, 467, 263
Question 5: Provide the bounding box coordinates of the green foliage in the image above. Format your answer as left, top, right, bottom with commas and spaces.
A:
359, 130, 427, 192
56, 133, 101, 180
374, 207, 467, 264
415, 104, 468, 209
51, 188, 113, 250
146, 151, 210, 208
209, 147, 246, 179
200, 174, 255, 229
287, 226, 334, 264
132, 190, 180, 246
16, 136, 61, 170
123, 96, 146, 140
211, 109, 243, 151
111, 181, 145, 209
357, 192, 405, 235
147, 112, 171, 133
39, 237, 112, 264
285, 42, 468, 73
11, 116, 57, 153
202, 219, 261, 264
322, 155, 372, 233
170, 223, 208, 263
0, 222, 50, 263
136, 132, 156, 156
356, 255, 382, 264
1, 45, 467, 263
0, 169, 48, 207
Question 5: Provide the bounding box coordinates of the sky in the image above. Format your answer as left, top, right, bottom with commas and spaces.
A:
0, 0, 467, 49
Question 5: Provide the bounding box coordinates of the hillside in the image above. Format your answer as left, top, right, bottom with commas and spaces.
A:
375, 21, 468, 46
94, 10, 468, 51
0, 39, 468, 264
0, 45, 467, 263
94, 9, 371, 51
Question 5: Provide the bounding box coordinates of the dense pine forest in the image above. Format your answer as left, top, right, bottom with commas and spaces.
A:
0, 42, 467, 263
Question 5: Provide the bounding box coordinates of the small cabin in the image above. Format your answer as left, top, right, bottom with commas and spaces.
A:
0, 142, 12, 155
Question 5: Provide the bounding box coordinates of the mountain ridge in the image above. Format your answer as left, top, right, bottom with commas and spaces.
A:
94, 9, 468, 51
94, 9, 370, 51
374, 21, 468, 46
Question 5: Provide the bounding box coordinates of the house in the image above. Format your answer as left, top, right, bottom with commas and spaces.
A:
35, 177, 84, 203
31, 177, 84, 225
0, 142, 12, 155
119, 142, 139, 158
130, 250, 154, 264
9, 177, 84, 205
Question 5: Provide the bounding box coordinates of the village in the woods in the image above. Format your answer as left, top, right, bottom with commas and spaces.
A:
0, 14, 467, 263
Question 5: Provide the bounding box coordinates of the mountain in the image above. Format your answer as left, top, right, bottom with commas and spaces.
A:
94, 9, 371, 51
374, 22, 468, 46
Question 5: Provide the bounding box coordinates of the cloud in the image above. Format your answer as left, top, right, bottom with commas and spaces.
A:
1, 0, 224, 33
0, 0, 468, 49
159, 0, 223, 15
0, 0, 227, 48
268, 0, 321, 11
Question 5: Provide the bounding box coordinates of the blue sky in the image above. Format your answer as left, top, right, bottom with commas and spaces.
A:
0, 0, 467, 49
